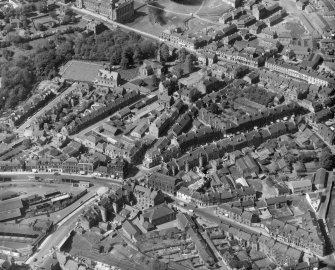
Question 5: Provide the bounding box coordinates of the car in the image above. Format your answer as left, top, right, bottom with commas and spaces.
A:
54, 172, 60, 175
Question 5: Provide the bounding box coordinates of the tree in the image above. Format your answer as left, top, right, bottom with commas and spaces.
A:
151, 75, 159, 87
183, 54, 193, 74
3, 24, 14, 34
35, 1, 47, 13
3, 49, 14, 61
208, 103, 220, 114
172, 65, 183, 78
23, 138, 32, 148
35, 22, 45, 31
178, 48, 187, 62
133, 46, 143, 65
62, 15, 71, 25
160, 44, 169, 62
320, 148, 335, 170
22, 43, 32, 50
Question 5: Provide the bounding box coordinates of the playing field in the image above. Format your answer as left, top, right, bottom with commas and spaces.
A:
59, 60, 104, 82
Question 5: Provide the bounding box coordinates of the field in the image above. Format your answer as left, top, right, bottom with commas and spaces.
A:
196, 0, 232, 20
59, 60, 104, 82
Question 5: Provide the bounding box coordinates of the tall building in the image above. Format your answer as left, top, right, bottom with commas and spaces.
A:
252, 4, 267, 20
76, 0, 134, 23
225, 0, 242, 8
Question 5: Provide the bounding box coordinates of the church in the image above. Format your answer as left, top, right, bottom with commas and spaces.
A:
76, 0, 134, 23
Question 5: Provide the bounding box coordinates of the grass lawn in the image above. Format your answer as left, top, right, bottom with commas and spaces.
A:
187, 18, 215, 33
197, 0, 231, 17
157, 0, 203, 15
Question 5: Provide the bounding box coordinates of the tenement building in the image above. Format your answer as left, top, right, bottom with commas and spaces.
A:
76, 0, 134, 23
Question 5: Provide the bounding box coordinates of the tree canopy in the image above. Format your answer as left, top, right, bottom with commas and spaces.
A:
0, 29, 158, 110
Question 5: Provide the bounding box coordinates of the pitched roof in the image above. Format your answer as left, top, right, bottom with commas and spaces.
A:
142, 203, 175, 222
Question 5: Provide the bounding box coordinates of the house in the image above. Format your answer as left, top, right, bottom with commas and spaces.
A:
287, 179, 312, 194
122, 220, 141, 242
318, 123, 335, 144
240, 211, 258, 226
176, 187, 192, 202
62, 157, 78, 174
235, 155, 259, 177
130, 121, 149, 138
313, 168, 329, 190
148, 172, 181, 194
265, 196, 287, 209
107, 157, 126, 179
94, 68, 121, 88
133, 185, 165, 209
140, 203, 176, 227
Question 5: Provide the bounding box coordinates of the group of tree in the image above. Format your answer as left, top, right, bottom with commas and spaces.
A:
0, 29, 158, 110
147, 1, 166, 25
74, 30, 157, 68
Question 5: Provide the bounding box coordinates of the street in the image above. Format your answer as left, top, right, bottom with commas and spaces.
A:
195, 207, 269, 236
15, 83, 79, 134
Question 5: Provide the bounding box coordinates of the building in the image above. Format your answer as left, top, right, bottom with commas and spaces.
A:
140, 203, 176, 227
107, 157, 126, 179
225, 0, 242, 8
94, 68, 121, 88
76, 0, 134, 23
148, 172, 181, 194
287, 179, 312, 194
130, 121, 149, 138
0, 198, 23, 222
235, 155, 259, 177
122, 220, 141, 241
62, 157, 78, 174
133, 185, 165, 209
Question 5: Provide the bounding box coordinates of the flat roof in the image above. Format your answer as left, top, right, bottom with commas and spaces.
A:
0, 208, 22, 222
0, 198, 23, 212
